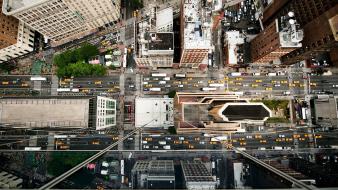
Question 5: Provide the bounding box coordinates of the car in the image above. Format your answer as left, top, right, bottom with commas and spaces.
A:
243, 84, 249, 87
198, 81, 203, 84
289, 83, 296, 87
98, 85, 103, 88
278, 134, 285, 138
235, 82, 242, 85
281, 80, 288, 84
144, 77, 150, 81
95, 81, 102, 85
129, 84, 135, 88
165, 84, 171, 88
293, 81, 300, 84
251, 84, 258, 87
143, 145, 149, 149
153, 78, 159, 80
178, 84, 184, 88
87, 81, 92, 85
143, 88, 149, 91
255, 80, 262, 83
143, 82, 148, 85
274, 84, 281, 87
236, 77, 243, 81
310, 83, 317, 86
333, 85, 338, 88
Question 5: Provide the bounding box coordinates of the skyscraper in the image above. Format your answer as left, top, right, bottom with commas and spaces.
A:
259, 0, 338, 65
179, 0, 213, 69
0, 0, 35, 63
2, 0, 120, 46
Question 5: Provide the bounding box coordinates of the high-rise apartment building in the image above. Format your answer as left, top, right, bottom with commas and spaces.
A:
180, 0, 213, 69
260, 0, 338, 65
2, 0, 120, 45
0, 0, 35, 63
250, 15, 303, 63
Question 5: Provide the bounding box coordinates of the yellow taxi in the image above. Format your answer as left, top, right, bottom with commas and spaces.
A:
235, 82, 242, 86
271, 80, 277, 84
145, 84, 153, 88
255, 134, 262, 139
64, 78, 72, 82
210, 141, 217, 145
60, 81, 67, 85
228, 80, 234, 84
259, 139, 267, 143
183, 140, 189, 144
293, 81, 300, 84
255, 80, 262, 83
251, 84, 258, 87
224, 77, 229, 80
2, 81, 9, 85
92, 140, 100, 145
95, 81, 102, 85
112, 136, 119, 140
300, 83, 305, 87
265, 87, 273, 91
174, 81, 181, 84
315, 135, 322, 139
108, 89, 115, 92
281, 80, 288, 84
193, 84, 199, 87
231, 88, 238, 91
188, 145, 195, 149
236, 77, 243, 81
231, 139, 238, 143
182, 81, 188, 84
289, 83, 296, 87
81, 88, 90, 93
21, 83, 29, 87
59, 145, 70, 150
187, 77, 193, 81
310, 83, 317, 86
240, 141, 247, 146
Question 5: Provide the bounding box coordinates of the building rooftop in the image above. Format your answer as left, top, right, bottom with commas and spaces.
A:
182, 0, 212, 49
156, 7, 173, 31
0, 97, 91, 128
181, 160, 215, 182
135, 97, 174, 128
2, 0, 45, 14
132, 160, 175, 176
221, 104, 271, 121
148, 32, 174, 51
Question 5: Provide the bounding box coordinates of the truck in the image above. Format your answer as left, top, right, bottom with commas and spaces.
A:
163, 145, 171, 150
229, 72, 242, 76
159, 141, 166, 145
267, 73, 277, 76
150, 88, 161, 92
301, 108, 307, 120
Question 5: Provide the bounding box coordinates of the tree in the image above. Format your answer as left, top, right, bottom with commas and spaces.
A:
168, 126, 176, 134
167, 90, 176, 98
79, 43, 99, 61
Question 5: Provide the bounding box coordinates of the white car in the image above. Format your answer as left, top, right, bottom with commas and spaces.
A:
278, 134, 285, 138
143, 145, 149, 149
243, 84, 249, 87
198, 81, 203, 84
178, 84, 184, 88
333, 85, 338, 88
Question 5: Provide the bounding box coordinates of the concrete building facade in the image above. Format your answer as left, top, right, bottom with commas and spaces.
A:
181, 160, 216, 190
0, 0, 35, 63
2, 0, 120, 45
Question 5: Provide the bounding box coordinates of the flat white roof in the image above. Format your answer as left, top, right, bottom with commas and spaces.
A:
225, 31, 244, 65
0, 98, 90, 128
183, 0, 212, 49
135, 97, 174, 128
3, 0, 46, 14
156, 7, 173, 29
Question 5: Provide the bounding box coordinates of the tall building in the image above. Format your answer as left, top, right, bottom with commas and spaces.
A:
174, 93, 271, 134
0, 0, 35, 63
2, 0, 120, 46
181, 160, 217, 190
180, 0, 213, 69
250, 15, 303, 63
259, 0, 338, 65
0, 96, 116, 130
136, 6, 174, 68
131, 160, 175, 189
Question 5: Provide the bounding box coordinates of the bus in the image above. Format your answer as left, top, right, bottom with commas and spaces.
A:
123, 48, 127, 68
30, 76, 47, 81
209, 83, 224, 87
57, 88, 71, 92
151, 73, 167, 77
201, 87, 217, 91
150, 88, 161, 92
71, 88, 80, 92
175, 74, 186, 78
25, 147, 41, 151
